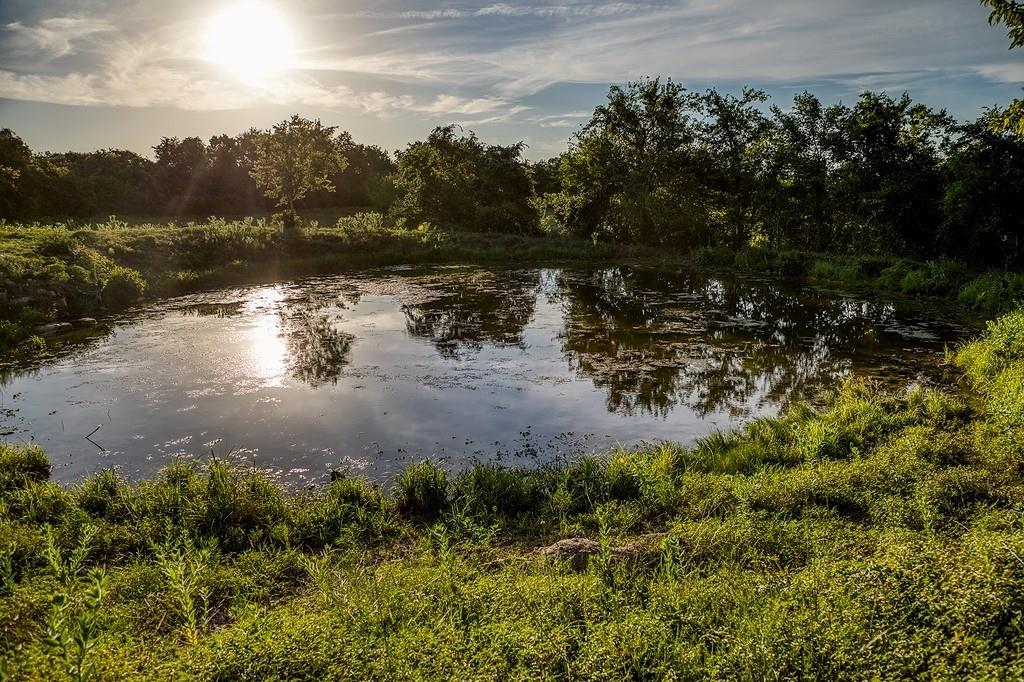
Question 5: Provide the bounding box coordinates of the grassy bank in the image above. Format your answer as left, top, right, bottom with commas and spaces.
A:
692, 245, 1024, 315
3, 310, 1024, 679
3, 215, 1023, 356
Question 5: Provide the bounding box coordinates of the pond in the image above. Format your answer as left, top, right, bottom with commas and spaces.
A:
0, 265, 972, 485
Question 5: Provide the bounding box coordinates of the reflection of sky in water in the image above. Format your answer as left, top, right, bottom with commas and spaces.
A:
0, 266, 973, 486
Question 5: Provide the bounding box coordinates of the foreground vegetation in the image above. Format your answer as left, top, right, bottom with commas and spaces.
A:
3, 308, 1024, 679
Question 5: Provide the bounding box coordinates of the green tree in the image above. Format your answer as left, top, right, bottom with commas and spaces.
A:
757, 93, 844, 250
329, 133, 394, 207
696, 88, 771, 248
250, 115, 347, 231
982, 0, 1024, 47
981, 1, 1024, 137
0, 128, 36, 218
47, 149, 159, 217
154, 136, 209, 215
205, 133, 265, 215
391, 125, 537, 233
827, 92, 953, 255
941, 117, 1024, 267
556, 78, 706, 246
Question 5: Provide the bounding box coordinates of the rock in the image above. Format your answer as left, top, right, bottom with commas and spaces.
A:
75, 317, 98, 327
34, 322, 72, 336
537, 537, 637, 571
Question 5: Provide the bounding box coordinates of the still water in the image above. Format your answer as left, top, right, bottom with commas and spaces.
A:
0, 266, 971, 484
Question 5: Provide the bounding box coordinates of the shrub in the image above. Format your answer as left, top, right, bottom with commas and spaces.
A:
101, 266, 146, 307
76, 469, 132, 521
291, 476, 395, 548
958, 272, 1024, 314
691, 245, 735, 267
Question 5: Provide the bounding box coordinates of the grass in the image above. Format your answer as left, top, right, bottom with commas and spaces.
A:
3, 309, 1024, 678
696, 246, 1024, 314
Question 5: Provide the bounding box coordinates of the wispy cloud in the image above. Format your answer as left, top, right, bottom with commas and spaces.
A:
973, 62, 1024, 83
0, 64, 528, 122
391, 3, 668, 20
0, 0, 1021, 158
5, 16, 113, 58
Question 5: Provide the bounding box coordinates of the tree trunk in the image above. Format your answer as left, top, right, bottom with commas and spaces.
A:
283, 198, 297, 234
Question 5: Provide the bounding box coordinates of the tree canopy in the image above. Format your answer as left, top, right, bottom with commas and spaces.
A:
982, 0, 1024, 47
390, 125, 537, 234
250, 116, 348, 229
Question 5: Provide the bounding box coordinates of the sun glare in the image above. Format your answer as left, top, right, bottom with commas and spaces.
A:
204, 1, 295, 85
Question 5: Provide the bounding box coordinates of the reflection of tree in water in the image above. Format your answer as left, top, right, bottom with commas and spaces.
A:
402, 270, 539, 358
0, 324, 116, 389
279, 302, 354, 387
557, 267, 941, 418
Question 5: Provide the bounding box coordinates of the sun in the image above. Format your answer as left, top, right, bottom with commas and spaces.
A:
203, 1, 295, 85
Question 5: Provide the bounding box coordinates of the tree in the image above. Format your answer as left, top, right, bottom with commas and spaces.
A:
982, 0, 1024, 47
757, 93, 845, 250
696, 88, 771, 248
0, 129, 36, 218
205, 133, 265, 215
250, 115, 347, 231
941, 117, 1024, 267
827, 92, 953, 255
153, 137, 209, 215
556, 78, 706, 246
981, 1, 1024, 138
390, 125, 537, 233
45, 149, 159, 217
329, 133, 394, 207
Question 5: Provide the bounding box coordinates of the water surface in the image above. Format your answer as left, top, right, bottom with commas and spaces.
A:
0, 266, 971, 484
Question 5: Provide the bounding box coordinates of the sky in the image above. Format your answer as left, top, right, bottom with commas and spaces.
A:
1, 0, 1022, 160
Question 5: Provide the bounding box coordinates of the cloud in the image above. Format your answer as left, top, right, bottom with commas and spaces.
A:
0, 64, 528, 123
4, 17, 113, 57
391, 3, 667, 20
525, 111, 592, 128
0, 0, 1020, 156
973, 63, 1024, 83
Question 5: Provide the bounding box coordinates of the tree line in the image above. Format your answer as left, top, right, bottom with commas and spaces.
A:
0, 122, 394, 220
547, 82, 1024, 267
2, 82, 1023, 267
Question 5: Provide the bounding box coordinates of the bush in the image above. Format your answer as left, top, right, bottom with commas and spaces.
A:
691, 245, 736, 267
291, 476, 395, 548
958, 272, 1024, 314
101, 265, 146, 307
